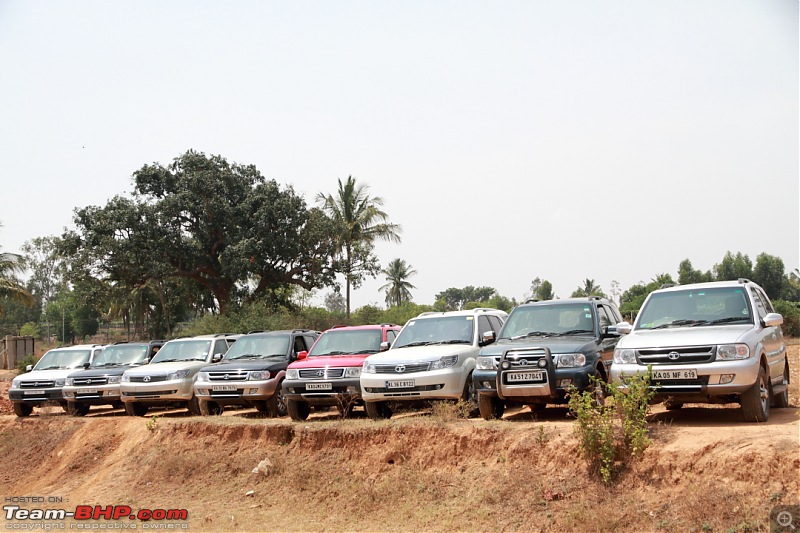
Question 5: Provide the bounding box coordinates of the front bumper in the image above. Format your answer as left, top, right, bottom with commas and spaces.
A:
120, 378, 195, 403
194, 377, 281, 406
610, 357, 761, 399
360, 366, 467, 402
474, 365, 596, 402
9, 388, 65, 404
283, 377, 361, 406
63, 384, 122, 405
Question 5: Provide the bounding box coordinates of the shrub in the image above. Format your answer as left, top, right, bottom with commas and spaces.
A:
774, 300, 799, 337
16, 355, 37, 373
19, 322, 39, 338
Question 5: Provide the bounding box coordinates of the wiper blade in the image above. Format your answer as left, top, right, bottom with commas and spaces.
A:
40, 366, 64, 370
319, 351, 349, 356
396, 341, 434, 348
510, 331, 556, 340
649, 319, 705, 330
559, 329, 593, 336
153, 358, 179, 363
229, 354, 262, 360
707, 317, 750, 325
434, 340, 471, 345
351, 350, 378, 355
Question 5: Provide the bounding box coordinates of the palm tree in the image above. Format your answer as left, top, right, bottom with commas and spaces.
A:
317, 176, 401, 317
379, 259, 417, 307
571, 278, 606, 298
0, 226, 36, 318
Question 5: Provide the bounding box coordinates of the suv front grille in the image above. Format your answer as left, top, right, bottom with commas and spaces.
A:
207, 371, 249, 381
637, 346, 715, 365
128, 375, 168, 383
299, 368, 345, 379
20, 380, 55, 388
373, 362, 431, 374
73, 377, 109, 386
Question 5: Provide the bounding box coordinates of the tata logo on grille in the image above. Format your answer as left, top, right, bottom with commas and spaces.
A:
143, 376, 151, 382
223, 374, 230, 380
316, 370, 325, 377
667, 352, 681, 361
395, 365, 406, 373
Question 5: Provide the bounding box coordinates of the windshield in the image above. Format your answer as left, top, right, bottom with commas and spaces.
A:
308, 329, 383, 356
33, 349, 93, 370
636, 287, 753, 330
151, 340, 212, 363
223, 336, 290, 360
92, 345, 149, 367
500, 303, 595, 339
393, 316, 474, 349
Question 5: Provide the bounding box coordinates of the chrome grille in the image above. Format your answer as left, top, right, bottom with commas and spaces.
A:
299, 368, 345, 379
128, 375, 168, 383
637, 346, 715, 365
20, 380, 55, 388
73, 377, 109, 386
374, 362, 430, 374
208, 371, 249, 381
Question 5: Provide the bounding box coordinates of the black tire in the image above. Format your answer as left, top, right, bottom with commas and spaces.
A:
771, 361, 790, 408
365, 401, 393, 420
287, 399, 310, 421
253, 400, 269, 414
198, 399, 223, 416
664, 400, 684, 411
67, 402, 90, 417
187, 396, 201, 416
112, 401, 125, 410
530, 402, 547, 414
461, 372, 479, 417
124, 402, 149, 417
13, 402, 33, 417
741, 366, 770, 423
478, 394, 504, 420
266, 381, 288, 418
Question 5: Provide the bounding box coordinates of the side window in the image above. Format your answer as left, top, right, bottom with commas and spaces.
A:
385, 330, 397, 343
213, 339, 229, 356
487, 315, 503, 334
294, 336, 307, 353
595, 306, 611, 329
748, 287, 768, 319
477, 316, 493, 341
303, 336, 316, 351
609, 305, 623, 324
757, 288, 775, 313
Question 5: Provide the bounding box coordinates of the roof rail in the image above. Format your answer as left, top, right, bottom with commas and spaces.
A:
331, 325, 349, 329
524, 298, 540, 304
379, 323, 399, 327
659, 283, 677, 289
588, 296, 601, 301
417, 311, 441, 317
247, 330, 267, 334
737, 278, 752, 284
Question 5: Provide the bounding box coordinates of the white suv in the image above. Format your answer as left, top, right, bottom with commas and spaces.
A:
360, 308, 507, 419
120, 334, 238, 416
611, 279, 790, 422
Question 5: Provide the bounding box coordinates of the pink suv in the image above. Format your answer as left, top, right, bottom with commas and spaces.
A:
282, 324, 401, 420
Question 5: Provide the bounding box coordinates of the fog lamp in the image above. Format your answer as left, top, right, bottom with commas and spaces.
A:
720, 374, 735, 385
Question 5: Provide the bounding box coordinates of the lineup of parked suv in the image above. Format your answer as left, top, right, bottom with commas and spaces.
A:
7, 280, 792, 423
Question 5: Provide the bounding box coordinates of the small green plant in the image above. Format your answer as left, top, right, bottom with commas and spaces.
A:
430, 399, 472, 421
16, 355, 37, 373
567, 370, 654, 483
535, 425, 550, 446
146, 415, 160, 432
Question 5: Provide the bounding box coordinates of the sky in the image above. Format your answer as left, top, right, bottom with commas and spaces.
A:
0, 0, 797, 310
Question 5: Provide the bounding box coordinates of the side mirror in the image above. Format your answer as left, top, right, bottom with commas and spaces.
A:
615, 322, 632, 335
297, 351, 308, 361
212, 353, 224, 363
763, 313, 783, 328
25, 364, 33, 372
601, 326, 620, 339
479, 331, 496, 346
83, 362, 91, 369
379, 341, 390, 352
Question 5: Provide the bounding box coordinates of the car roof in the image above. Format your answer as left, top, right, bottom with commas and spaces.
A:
652, 279, 756, 294
520, 297, 610, 307
414, 308, 507, 319
323, 324, 400, 332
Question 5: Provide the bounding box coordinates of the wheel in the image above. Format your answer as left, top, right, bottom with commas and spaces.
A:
664, 400, 684, 411
478, 394, 504, 420
198, 399, 223, 416
187, 396, 202, 416
741, 366, 770, 422
771, 361, 790, 408
60, 402, 70, 412
124, 402, 149, 417
253, 400, 269, 414
112, 401, 125, 410
530, 403, 547, 414
67, 402, 90, 417
13, 403, 33, 417
287, 399, 310, 421
266, 382, 288, 418
365, 401, 393, 420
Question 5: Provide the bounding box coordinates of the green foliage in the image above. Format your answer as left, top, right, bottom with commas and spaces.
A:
677, 259, 713, 285
435, 286, 497, 311
714, 251, 753, 281
19, 322, 39, 337
379, 258, 417, 307
16, 354, 37, 373
146, 415, 160, 432
571, 278, 607, 298
774, 300, 800, 337
568, 372, 654, 483
752, 253, 786, 300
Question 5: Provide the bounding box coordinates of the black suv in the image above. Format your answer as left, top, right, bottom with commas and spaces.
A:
193, 329, 320, 417
62, 341, 164, 416
473, 297, 623, 420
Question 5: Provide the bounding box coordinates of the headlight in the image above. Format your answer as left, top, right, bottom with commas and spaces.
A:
286, 369, 299, 380
168, 369, 191, 380
430, 355, 458, 370
249, 371, 269, 380
344, 367, 361, 378
54, 379, 65, 387
197, 372, 209, 382
108, 375, 121, 384
476, 356, 497, 370
362, 362, 376, 374
11, 379, 20, 389
717, 344, 750, 360
121, 374, 131, 383
558, 353, 587, 368
613, 349, 636, 364
65, 377, 75, 386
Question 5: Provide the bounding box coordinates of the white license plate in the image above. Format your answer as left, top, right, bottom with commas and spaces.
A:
653, 369, 698, 380
306, 382, 332, 391
80, 389, 99, 394
212, 385, 238, 392
24, 390, 45, 395
507, 371, 545, 382
385, 380, 415, 389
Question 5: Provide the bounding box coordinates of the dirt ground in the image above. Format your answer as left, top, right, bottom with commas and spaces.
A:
0, 341, 798, 533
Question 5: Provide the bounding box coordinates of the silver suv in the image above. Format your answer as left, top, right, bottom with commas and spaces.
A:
610, 279, 790, 422
360, 308, 507, 419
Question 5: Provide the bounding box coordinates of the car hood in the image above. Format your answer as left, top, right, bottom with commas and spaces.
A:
482, 336, 597, 356
124, 361, 208, 376
289, 354, 371, 369
16, 368, 78, 381
367, 344, 476, 363
618, 325, 754, 349
199, 359, 288, 373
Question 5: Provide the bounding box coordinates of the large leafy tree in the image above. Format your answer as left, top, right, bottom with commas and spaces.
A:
435, 286, 498, 311
68, 150, 338, 317
751, 253, 785, 299
379, 258, 417, 307
316, 176, 401, 318
677, 259, 713, 285
571, 279, 607, 298
0, 224, 35, 318
528, 277, 554, 301
714, 251, 753, 281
